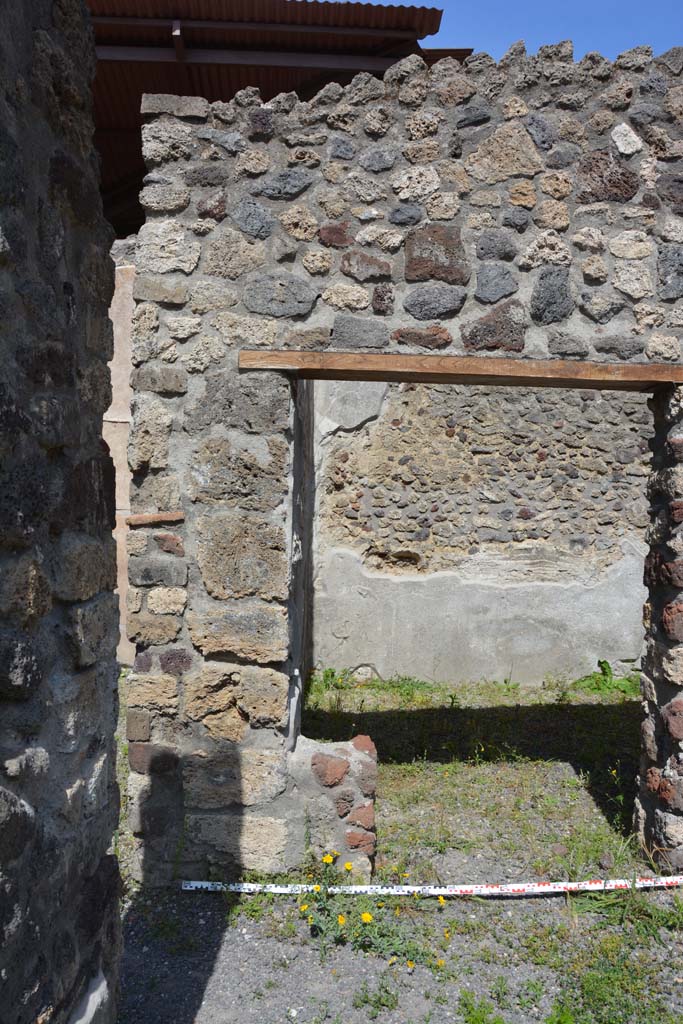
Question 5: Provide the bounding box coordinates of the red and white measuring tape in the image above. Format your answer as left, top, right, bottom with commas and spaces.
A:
182, 874, 683, 898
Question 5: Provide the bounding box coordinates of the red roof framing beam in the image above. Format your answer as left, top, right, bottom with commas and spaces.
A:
95, 45, 402, 71
171, 19, 185, 61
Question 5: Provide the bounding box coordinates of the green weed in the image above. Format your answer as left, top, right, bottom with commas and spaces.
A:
458, 990, 505, 1024
352, 977, 400, 1019
517, 979, 544, 1010
544, 1005, 577, 1024
490, 976, 511, 1010
572, 660, 640, 700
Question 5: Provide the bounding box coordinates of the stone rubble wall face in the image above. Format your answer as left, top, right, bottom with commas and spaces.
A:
128, 42, 683, 873
638, 387, 683, 870
319, 383, 651, 575
0, 2, 119, 1022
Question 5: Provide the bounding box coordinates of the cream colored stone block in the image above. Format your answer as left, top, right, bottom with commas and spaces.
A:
190, 814, 288, 872
147, 587, 187, 615
127, 673, 178, 712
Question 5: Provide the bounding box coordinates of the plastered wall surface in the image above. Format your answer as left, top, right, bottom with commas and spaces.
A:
0, 2, 120, 1021
127, 41, 683, 874
104, 255, 136, 665
313, 379, 650, 682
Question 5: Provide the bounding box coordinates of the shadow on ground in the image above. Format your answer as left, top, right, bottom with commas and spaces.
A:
304, 700, 642, 833
117, 699, 643, 1021
117, 888, 228, 1024
116, 747, 235, 1023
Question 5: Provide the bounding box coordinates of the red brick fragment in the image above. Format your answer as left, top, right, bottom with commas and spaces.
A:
347, 803, 375, 830
391, 326, 452, 350
646, 765, 683, 811
351, 735, 377, 761
159, 648, 193, 676
663, 601, 683, 641
646, 766, 662, 793
128, 743, 178, 775
311, 752, 350, 787
669, 561, 683, 587
404, 223, 470, 285
345, 828, 376, 855
153, 533, 185, 557
657, 777, 683, 811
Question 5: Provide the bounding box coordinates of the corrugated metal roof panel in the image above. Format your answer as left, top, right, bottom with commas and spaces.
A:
88, 0, 443, 38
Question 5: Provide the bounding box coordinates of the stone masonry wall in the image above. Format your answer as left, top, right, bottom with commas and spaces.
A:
129, 41, 683, 873
0, 3, 120, 1023
638, 387, 683, 870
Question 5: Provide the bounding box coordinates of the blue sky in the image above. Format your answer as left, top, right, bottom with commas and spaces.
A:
364, 0, 683, 62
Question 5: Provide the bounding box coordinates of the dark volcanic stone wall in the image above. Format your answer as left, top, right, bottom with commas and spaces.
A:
129, 41, 683, 872
0, 3, 120, 1022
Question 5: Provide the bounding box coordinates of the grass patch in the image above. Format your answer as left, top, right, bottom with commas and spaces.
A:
294, 662, 681, 1024
570, 890, 683, 940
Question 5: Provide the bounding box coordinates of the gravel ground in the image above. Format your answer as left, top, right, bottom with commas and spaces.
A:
117, 886, 683, 1024
116, 674, 683, 1023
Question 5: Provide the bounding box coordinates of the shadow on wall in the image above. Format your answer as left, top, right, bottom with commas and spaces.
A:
117, 745, 241, 1024
116, 377, 317, 1022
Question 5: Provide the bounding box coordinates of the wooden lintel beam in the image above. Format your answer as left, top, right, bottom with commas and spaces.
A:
238, 350, 683, 393
90, 16, 422, 42
126, 511, 185, 528
95, 45, 398, 72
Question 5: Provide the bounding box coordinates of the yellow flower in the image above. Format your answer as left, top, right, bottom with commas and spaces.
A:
313, 884, 321, 892
407, 960, 415, 970
436, 958, 445, 969
402, 872, 410, 878
394, 906, 401, 917
322, 854, 334, 865
299, 903, 309, 912
388, 956, 397, 966
361, 912, 373, 924
344, 861, 353, 872
337, 914, 346, 926
438, 896, 446, 907
332, 850, 340, 857
444, 928, 451, 940
307, 915, 313, 925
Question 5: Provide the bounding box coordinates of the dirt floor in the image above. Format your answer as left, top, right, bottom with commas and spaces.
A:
116, 667, 683, 1024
